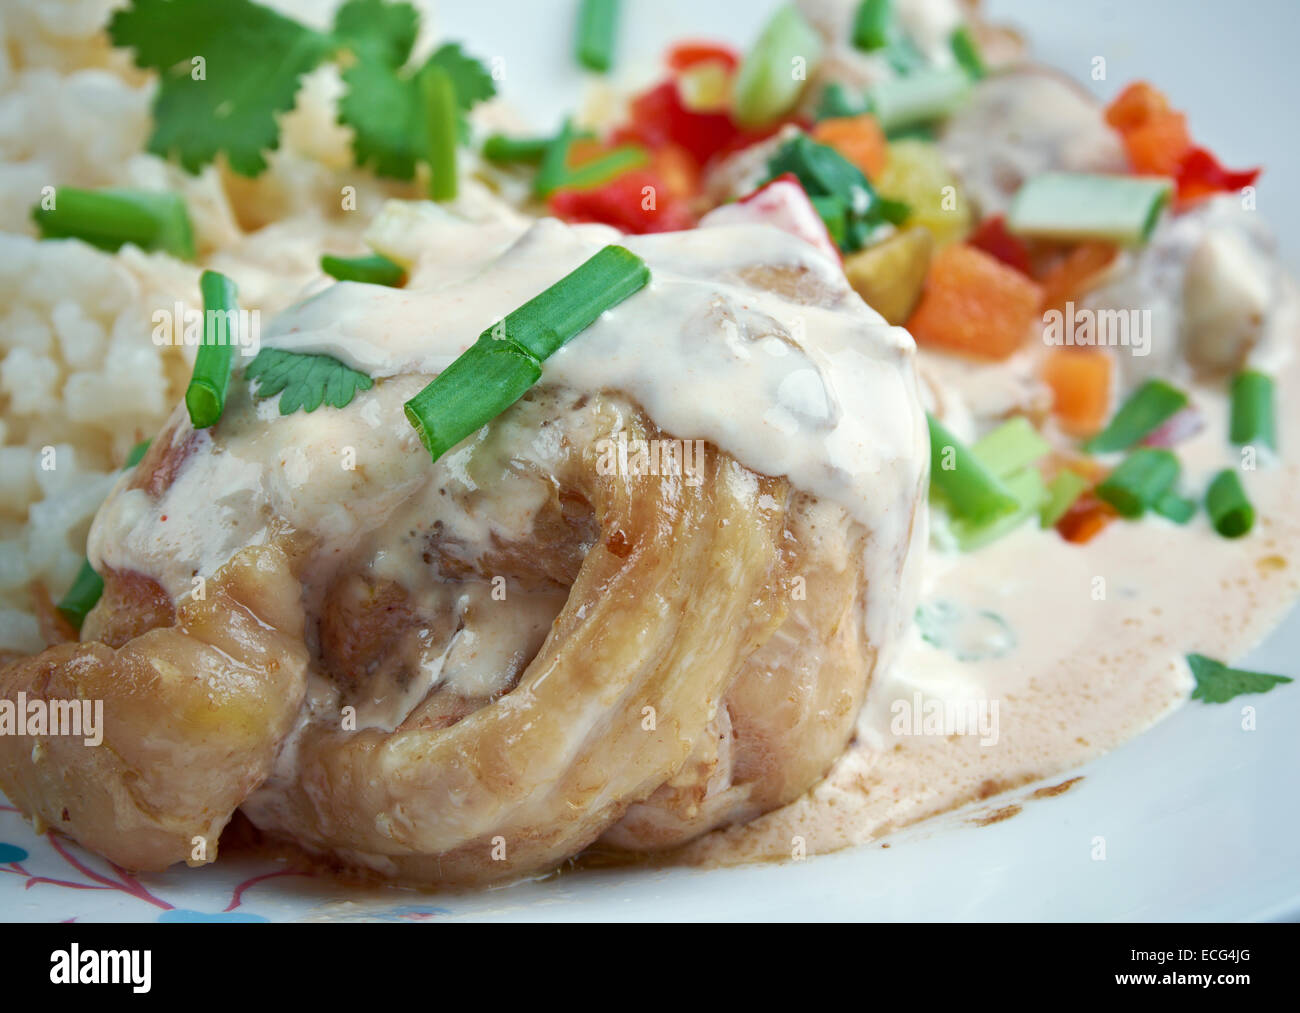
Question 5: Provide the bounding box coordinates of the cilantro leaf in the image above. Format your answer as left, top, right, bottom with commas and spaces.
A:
425, 42, 497, 111
332, 0, 418, 66
1187, 653, 1293, 704
762, 134, 908, 253
245, 348, 374, 415
338, 57, 426, 179
338, 37, 497, 180
108, 0, 335, 177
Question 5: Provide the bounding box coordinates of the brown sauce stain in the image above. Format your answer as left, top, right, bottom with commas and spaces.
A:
972, 804, 1022, 827
1030, 775, 1085, 800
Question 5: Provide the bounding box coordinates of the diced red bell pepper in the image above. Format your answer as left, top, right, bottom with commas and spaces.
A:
966, 215, 1032, 275
667, 41, 740, 73
699, 173, 840, 262
550, 169, 695, 234
1176, 146, 1261, 204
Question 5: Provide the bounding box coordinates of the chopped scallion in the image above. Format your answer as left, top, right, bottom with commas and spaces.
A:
852, 0, 892, 51
732, 4, 824, 129
185, 270, 240, 430
866, 67, 971, 132
1040, 469, 1089, 528
321, 252, 406, 287
405, 246, 650, 461
556, 144, 648, 191
952, 466, 1045, 551
1229, 370, 1276, 451
56, 559, 104, 632
483, 134, 555, 164
971, 416, 1050, 478
1154, 491, 1196, 525
816, 82, 868, 121
576, 0, 620, 73
124, 439, 151, 468
1084, 379, 1188, 454
420, 65, 459, 202
1007, 172, 1173, 246
927, 414, 1020, 525
1095, 447, 1180, 518
31, 187, 196, 260
950, 25, 986, 79
1205, 469, 1254, 538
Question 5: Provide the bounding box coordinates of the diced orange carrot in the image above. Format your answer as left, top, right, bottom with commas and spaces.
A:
1042, 348, 1112, 436
906, 244, 1044, 360
1056, 492, 1117, 544
812, 114, 888, 181
1122, 110, 1192, 176
1038, 241, 1119, 314
1105, 81, 1170, 133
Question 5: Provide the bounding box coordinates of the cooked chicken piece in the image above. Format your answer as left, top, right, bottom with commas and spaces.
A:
939, 68, 1127, 218
0, 545, 308, 870
0, 215, 926, 885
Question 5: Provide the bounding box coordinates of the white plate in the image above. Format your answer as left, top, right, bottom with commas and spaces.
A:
2, 0, 1298, 922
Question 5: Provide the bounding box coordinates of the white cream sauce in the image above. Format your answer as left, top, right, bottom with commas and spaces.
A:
87, 211, 929, 714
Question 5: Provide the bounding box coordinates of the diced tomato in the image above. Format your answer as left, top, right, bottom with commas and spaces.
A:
699, 173, 840, 262
1176, 146, 1261, 204
1055, 492, 1117, 545
667, 41, 740, 73
549, 169, 695, 234
966, 215, 1032, 275
650, 143, 700, 201
614, 79, 802, 171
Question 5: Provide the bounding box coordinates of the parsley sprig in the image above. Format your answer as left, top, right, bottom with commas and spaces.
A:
109, 0, 495, 183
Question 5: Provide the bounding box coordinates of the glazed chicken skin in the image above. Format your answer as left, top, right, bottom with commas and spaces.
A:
0, 214, 927, 885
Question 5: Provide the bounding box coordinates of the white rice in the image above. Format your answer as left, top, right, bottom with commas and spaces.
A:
0, 0, 432, 651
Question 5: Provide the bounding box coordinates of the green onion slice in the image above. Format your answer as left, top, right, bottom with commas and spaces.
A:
732, 4, 824, 129
31, 187, 196, 260
321, 252, 406, 287
1205, 469, 1254, 538
185, 270, 240, 430
1154, 491, 1196, 525
576, 0, 620, 73
952, 466, 1045, 551
816, 82, 868, 121
483, 134, 556, 164
1095, 447, 1180, 518
866, 67, 971, 133
405, 246, 650, 461
420, 65, 459, 202
556, 144, 648, 191
852, 0, 893, 51
1229, 370, 1276, 451
1040, 469, 1089, 528
927, 414, 1021, 525
125, 439, 152, 469
950, 25, 986, 79
56, 558, 105, 632
1084, 379, 1188, 454
1007, 172, 1173, 246
971, 416, 1051, 478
